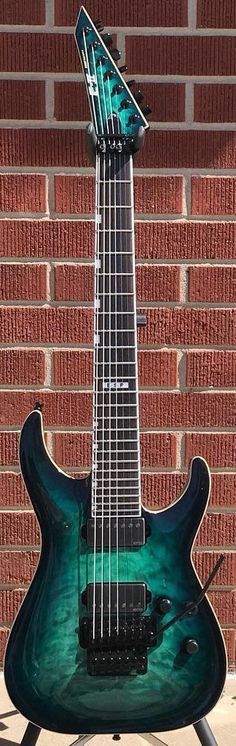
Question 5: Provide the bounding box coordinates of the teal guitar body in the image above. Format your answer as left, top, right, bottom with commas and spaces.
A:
4, 410, 226, 734
4, 6, 227, 736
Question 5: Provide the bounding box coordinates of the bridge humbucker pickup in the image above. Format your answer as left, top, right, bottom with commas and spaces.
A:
83, 582, 147, 613
85, 517, 145, 548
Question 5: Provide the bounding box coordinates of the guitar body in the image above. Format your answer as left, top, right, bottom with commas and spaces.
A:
4, 410, 226, 734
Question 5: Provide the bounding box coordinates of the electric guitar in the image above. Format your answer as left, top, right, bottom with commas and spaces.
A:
4, 6, 227, 735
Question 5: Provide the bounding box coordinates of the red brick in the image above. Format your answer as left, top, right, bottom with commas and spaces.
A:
222, 629, 235, 668
0, 306, 235, 346
1, 218, 231, 261
0, 349, 45, 385
0, 81, 45, 120
0, 512, 39, 546
208, 591, 235, 625
54, 432, 92, 468
0, 551, 39, 584
136, 265, 180, 301
137, 308, 236, 347
187, 351, 236, 388
194, 84, 236, 123
197, 513, 236, 549
0, 473, 29, 507
54, 264, 180, 302
138, 131, 236, 170
54, 264, 93, 301
138, 393, 236, 429
194, 551, 236, 587
0, 34, 78, 74
0, 129, 88, 168
1, 391, 236, 430
53, 350, 178, 388
134, 177, 183, 214
197, 1, 236, 28
211, 474, 236, 508
188, 266, 236, 303
54, 82, 185, 123
54, 82, 90, 121
0, 220, 93, 259
135, 222, 236, 261
141, 472, 236, 510
0, 628, 9, 666
0, 175, 46, 214
0, 433, 19, 466
0, 589, 26, 623
54, 175, 183, 215
2, 130, 236, 170
54, 176, 94, 214
54, 431, 177, 469
191, 177, 236, 216
53, 350, 93, 387
55, 0, 187, 27
142, 472, 186, 510
1, 0, 45, 24
0, 264, 47, 301
126, 36, 236, 76
186, 433, 236, 468
0, 307, 93, 344
138, 351, 178, 387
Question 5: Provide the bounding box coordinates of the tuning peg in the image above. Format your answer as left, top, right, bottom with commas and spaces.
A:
134, 90, 144, 104
94, 19, 104, 32
142, 105, 152, 116
101, 32, 113, 47
96, 54, 107, 66
127, 79, 135, 88
112, 84, 123, 95
120, 99, 131, 109
128, 113, 140, 124
119, 65, 128, 73
104, 69, 116, 80
110, 48, 121, 61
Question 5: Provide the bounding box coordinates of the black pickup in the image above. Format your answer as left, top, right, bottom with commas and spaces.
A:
84, 516, 146, 548
82, 582, 148, 613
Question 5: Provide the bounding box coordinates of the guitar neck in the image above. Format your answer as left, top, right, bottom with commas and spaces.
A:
92, 148, 141, 518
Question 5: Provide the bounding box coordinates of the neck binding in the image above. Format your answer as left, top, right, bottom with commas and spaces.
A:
92, 146, 141, 518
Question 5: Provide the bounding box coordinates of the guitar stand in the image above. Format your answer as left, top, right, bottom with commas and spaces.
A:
20, 717, 218, 746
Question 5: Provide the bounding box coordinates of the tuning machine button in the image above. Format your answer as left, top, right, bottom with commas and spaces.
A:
101, 32, 113, 47
182, 638, 199, 655
127, 79, 135, 88
96, 55, 107, 66
142, 105, 152, 116
135, 90, 144, 104
110, 48, 121, 61
119, 65, 128, 73
120, 98, 131, 110
156, 597, 172, 615
112, 84, 123, 95
128, 113, 140, 124
94, 19, 104, 32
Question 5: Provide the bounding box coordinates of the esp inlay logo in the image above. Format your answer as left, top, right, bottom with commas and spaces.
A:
103, 381, 129, 390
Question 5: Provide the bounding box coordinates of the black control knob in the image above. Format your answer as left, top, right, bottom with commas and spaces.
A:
183, 638, 199, 655
156, 597, 172, 615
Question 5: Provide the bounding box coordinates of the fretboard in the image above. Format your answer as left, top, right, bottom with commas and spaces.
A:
92, 149, 141, 518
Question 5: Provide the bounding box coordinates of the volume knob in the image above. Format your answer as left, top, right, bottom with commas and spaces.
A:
156, 597, 172, 615
183, 638, 199, 655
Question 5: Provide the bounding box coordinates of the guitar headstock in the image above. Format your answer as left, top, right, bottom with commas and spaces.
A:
75, 6, 151, 138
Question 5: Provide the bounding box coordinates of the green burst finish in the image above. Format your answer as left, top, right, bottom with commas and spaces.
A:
74, 6, 149, 137
4, 411, 226, 734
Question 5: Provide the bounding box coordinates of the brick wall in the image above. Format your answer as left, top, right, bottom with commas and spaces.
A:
0, 0, 235, 671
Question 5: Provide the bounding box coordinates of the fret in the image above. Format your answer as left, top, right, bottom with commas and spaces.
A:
97, 228, 133, 233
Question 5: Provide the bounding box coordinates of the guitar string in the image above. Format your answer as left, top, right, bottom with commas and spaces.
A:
107, 86, 115, 638
85, 37, 99, 642
100, 62, 110, 639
